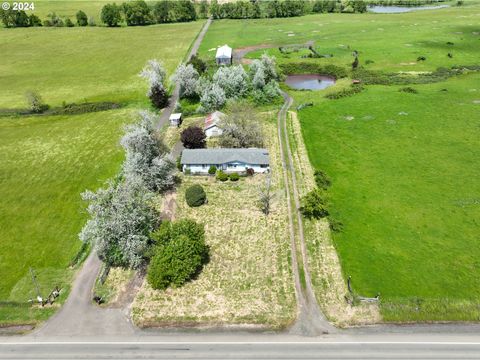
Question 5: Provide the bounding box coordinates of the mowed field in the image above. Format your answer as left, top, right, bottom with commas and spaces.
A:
1, 21, 203, 109
199, 4, 480, 321
0, 20, 203, 324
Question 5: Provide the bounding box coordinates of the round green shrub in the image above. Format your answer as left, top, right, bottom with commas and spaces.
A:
185, 184, 206, 207
147, 234, 208, 290
208, 165, 217, 175
300, 188, 329, 219
216, 170, 228, 182
229, 172, 240, 181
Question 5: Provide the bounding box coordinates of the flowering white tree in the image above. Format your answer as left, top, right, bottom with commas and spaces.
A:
260, 54, 278, 83
218, 101, 263, 148
212, 65, 249, 99
139, 60, 169, 108
171, 63, 199, 98
250, 54, 278, 88
121, 111, 176, 193
252, 66, 266, 89
139, 59, 166, 92
200, 83, 226, 112
79, 176, 159, 269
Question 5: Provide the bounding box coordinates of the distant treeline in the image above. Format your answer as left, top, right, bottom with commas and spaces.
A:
6, 0, 439, 29
210, 0, 368, 19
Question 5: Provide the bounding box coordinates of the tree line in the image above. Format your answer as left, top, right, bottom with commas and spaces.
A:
1, 0, 373, 29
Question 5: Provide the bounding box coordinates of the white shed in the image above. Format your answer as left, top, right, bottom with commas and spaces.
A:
215, 45, 232, 65
169, 113, 182, 127
204, 111, 225, 138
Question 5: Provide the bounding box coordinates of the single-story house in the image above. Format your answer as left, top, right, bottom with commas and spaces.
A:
181, 148, 270, 174
215, 45, 232, 66
169, 113, 182, 127
204, 111, 225, 138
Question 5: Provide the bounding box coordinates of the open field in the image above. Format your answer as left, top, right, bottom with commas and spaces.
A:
0, 109, 130, 324
199, 4, 480, 321
298, 74, 480, 321
132, 118, 296, 328
0, 20, 204, 108
199, 4, 480, 72
0, 19, 203, 325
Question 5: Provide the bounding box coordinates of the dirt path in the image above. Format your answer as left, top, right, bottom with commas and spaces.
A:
233, 41, 314, 64
277, 92, 336, 336
156, 18, 212, 132
31, 19, 213, 338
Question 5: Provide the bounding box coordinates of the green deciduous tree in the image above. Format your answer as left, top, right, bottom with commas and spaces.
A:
101, 3, 122, 27
76, 10, 88, 26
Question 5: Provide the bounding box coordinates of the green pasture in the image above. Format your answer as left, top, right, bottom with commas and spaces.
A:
199, 4, 480, 72
0, 19, 203, 325
200, 4, 480, 320
296, 74, 480, 320
0, 110, 131, 322
0, 20, 204, 109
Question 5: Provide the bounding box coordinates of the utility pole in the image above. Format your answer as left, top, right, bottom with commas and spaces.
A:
29, 267, 43, 304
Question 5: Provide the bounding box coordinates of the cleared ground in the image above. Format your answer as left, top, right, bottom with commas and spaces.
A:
199, 4, 480, 321
132, 118, 296, 328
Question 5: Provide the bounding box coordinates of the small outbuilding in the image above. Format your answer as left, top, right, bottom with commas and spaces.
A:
181, 148, 270, 175
215, 45, 232, 66
204, 111, 225, 138
169, 113, 182, 127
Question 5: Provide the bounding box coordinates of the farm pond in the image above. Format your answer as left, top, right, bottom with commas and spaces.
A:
285, 74, 335, 90
367, 4, 449, 13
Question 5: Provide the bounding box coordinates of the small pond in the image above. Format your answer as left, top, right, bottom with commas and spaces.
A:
285, 74, 335, 91
367, 4, 449, 13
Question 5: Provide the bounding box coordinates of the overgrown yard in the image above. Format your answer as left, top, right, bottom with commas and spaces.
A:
132, 118, 296, 328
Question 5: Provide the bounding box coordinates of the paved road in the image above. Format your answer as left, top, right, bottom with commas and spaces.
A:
3, 335, 480, 359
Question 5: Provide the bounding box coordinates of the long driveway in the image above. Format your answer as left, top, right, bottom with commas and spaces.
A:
156, 18, 212, 133
32, 18, 213, 339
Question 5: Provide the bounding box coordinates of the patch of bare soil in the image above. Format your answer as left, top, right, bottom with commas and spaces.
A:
159, 191, 177, 221
0, 324, 35, 335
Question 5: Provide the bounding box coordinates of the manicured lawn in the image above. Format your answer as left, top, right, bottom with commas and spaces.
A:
0, 20, 204, 108
199, 4, 480, 321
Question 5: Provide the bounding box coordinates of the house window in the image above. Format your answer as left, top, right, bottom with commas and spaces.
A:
260, 164, 268, 168
202, 164, 207, 169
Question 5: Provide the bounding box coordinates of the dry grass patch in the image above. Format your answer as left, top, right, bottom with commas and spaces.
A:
94, 267, 135, 306
161, 116, 203, 149
132, 119, 296, 328
288, 111, 380, 327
